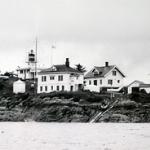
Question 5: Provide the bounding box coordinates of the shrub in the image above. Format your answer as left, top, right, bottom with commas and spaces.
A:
114, 100, 138, 109
129, 93, 150, 103
140, 89, 147, 94
86, 95, 105, 103
38, 91, 110, 103
0, 82, 4, 90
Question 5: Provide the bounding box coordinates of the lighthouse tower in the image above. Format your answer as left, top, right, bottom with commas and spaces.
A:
27, 50, 36, 69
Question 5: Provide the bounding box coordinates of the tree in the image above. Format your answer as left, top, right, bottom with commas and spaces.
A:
4, 72, 11, 76
75, 64, 86, 73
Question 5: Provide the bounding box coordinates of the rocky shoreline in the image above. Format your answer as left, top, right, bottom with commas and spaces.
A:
0, 92, 150, 123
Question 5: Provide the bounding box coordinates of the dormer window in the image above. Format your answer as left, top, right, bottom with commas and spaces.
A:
112, 71, 117, 76
92, 69, 99, 76
50, 66, 57, 71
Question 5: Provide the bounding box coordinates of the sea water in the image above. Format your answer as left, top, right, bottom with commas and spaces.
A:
0, 122, 150, 150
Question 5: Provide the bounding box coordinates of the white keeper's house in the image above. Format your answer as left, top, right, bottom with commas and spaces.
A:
37, 58, 84, 93
84, 62, 125, 92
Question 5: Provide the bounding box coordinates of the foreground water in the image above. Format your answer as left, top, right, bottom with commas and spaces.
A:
0, 123, 150, 150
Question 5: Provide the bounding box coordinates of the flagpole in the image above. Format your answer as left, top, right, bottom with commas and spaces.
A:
51, 44, 56, 66
51, 45, 53, 66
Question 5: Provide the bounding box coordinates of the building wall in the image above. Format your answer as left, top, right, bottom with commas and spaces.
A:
17, 69, 41, 80
128, 82, 141, 94
17, 71, 32, 80
84, 68, 124, 92
13, 81, 26, 94
37, 73, 84, 93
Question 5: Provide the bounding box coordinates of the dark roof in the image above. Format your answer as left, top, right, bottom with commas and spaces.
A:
16, 67, 30, 71
140, 84, 150, 88
39, 65, 82, 74
16, 67, 43, 71
84, 65, 125, 79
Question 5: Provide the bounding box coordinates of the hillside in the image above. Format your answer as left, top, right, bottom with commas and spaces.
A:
0, 78, 150, 122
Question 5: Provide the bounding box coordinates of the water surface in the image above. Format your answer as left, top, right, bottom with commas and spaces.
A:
0, 123, 150, 150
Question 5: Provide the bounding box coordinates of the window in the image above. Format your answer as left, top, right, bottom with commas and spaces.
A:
118, 80, 120, 83
108, 80, 113, 85
100, 80, 102, 85
45, 86, 48, 91
58, 75, 63, 81
62, 85, 65, 91
89, 80, 91, 85
57, 86, 59, 91
94, 80, 97, 86
99, 72, 102, 75
112, 71, 117, 76
94, 72, 98, 76
40, 86, 43, 92
44, 76, 46, 81
92, 69, 99, 76
20, 70, 23, 74
50, 76, 55, 80
70, 86, 73, 91
51, 86, 53, 91
42, 76, 46, 82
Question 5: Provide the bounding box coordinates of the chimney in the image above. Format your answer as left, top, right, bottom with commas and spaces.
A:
105, 62, 109, 67
65, 58, 70, 67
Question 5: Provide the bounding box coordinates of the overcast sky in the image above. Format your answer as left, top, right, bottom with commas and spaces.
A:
0, 0, 150, 84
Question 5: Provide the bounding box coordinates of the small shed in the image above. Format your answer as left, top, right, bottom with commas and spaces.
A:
127, 80, 144, 94
13, 79, 26, 94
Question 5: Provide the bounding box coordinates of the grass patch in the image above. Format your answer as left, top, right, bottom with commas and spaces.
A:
38, 91, 110, 103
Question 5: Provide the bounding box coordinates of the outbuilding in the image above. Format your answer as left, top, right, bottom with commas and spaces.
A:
127, 80, 150, 94
13, 79, 26, 94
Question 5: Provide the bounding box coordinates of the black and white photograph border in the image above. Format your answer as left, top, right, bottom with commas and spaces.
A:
0, 0, 150, 150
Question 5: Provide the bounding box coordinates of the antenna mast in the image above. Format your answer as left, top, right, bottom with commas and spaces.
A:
34, 37, 38, 94
35, 37, 37, 77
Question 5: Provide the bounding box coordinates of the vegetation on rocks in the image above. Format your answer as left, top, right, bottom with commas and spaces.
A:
0, 90, 109, 122
0, 78, 150, 123
99, 92, 150, 123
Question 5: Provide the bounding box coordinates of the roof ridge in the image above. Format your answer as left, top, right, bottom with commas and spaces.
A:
85, 65, 125, 79
39, 64, 82, 74
95, 65, 115, 68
